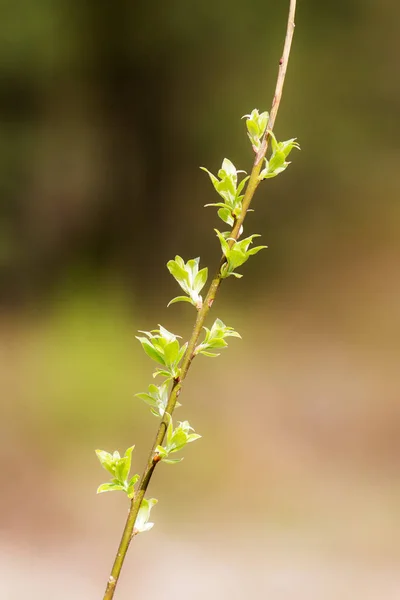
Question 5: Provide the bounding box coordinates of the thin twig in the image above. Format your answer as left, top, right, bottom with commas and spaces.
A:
102, 1, 297, 598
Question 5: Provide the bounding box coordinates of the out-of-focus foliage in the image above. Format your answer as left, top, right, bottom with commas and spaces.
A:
1, 0, 399, 306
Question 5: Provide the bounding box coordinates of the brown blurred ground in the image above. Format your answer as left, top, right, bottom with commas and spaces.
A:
1, 0, 400, 598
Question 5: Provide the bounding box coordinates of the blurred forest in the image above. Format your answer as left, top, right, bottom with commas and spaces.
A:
1, 1, 400, 598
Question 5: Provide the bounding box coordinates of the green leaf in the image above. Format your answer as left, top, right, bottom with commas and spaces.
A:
246, 119, 259, 138
153, 369, 174, 379
243, 109, 269, 149
135, 383, 171, 417
129, 474, 140, 487
258, 131, 300, 180
163, 457, 183, 464
193, 267, 208, 293
215, 229, 230, 256
216, 177, 236, 206
187, 433, 202, 443
124, 445, 134, 461
158, 325, 176, 342
167, 295, 194, 307
268, 150, 286, 172
199, 350, 220, 357
204, 202, 229, 209
164, 338, 180, 367
135, 392, 158, 407
195, 318, 241, 355
169, 429, 188, 452
226, 247, 248, 270
95, 449, 116, 476
247, 245, 268, 256
206, 338, 228, 349
200, 166, 220, 191
167, 256, 187, 280
186, 257, 199, 277
236, 175, 250, 197
114, 459, 127, 483
219, 158, 237, 179
97, 482, 125, 494
134, 498, 158, 534
217, 207, 234, 226
127, 474, 140, 499
136, 337, 166, 365
167, 257, 208, 309
201, 160, 245, 209
117, 446, 134, 483
167, 258, 189, 287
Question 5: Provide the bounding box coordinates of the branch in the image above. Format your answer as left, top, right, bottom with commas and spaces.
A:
102, 1, 297, 598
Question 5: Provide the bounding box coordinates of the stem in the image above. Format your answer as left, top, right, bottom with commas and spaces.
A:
102, 2, 297, 598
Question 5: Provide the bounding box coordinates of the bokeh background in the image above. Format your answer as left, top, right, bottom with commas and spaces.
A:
1, 1, 400, 598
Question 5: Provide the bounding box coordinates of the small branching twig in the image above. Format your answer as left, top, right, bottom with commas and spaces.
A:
97, 1, 298, 598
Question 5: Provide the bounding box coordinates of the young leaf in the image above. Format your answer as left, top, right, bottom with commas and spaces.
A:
216, 230, 267, 278
193, 267, 208, 293
195, 319, 241, 357
134, 498, 158, 534
156, 417, 201, 463
215, 229, 230, 257
136, 337, 166, 366
127, 474, 140, 499
217, 207, 235, 226
202, 159, 248, 226
167, 256, 208, 308
243, 109, 269, 150
97, 482, 125, 494
136, 327, 186, 379
259, 131, 300, 180
167, 296, 195, 307
95, 449, 116, 476
164, 338, 180, 368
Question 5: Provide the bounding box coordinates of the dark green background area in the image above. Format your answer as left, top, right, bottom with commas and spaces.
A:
1, 0, 398, 304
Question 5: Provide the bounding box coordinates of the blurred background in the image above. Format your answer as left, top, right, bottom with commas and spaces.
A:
1, 0, 399, 598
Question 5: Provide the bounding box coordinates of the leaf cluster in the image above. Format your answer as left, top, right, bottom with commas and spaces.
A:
243, 108, 269, 151
195, 318, 241, 357
201, 158, 249, 228
259, 131, 300, 179
136, 325, 187, 380
215, 229, 267, 278
135, 382, 181, 417
156, 418, 201, 464
95, 447, 139, 499
134, 498, 158, 534
167, 256, 208, 309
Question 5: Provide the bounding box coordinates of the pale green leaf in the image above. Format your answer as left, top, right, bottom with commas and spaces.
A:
95, 450, 116, 476
217, 207, 234, 226
187, 433, 202, 443
193, 267, 208, 293
215, 229, 230, 256
167, 295, 194, 307
164, 338, 180, 367
97, 482, 125, 494
247, 245, 268, 256
136, 337, 166, 365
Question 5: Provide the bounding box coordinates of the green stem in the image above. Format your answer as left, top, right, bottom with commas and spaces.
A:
102, 1, 297, 598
